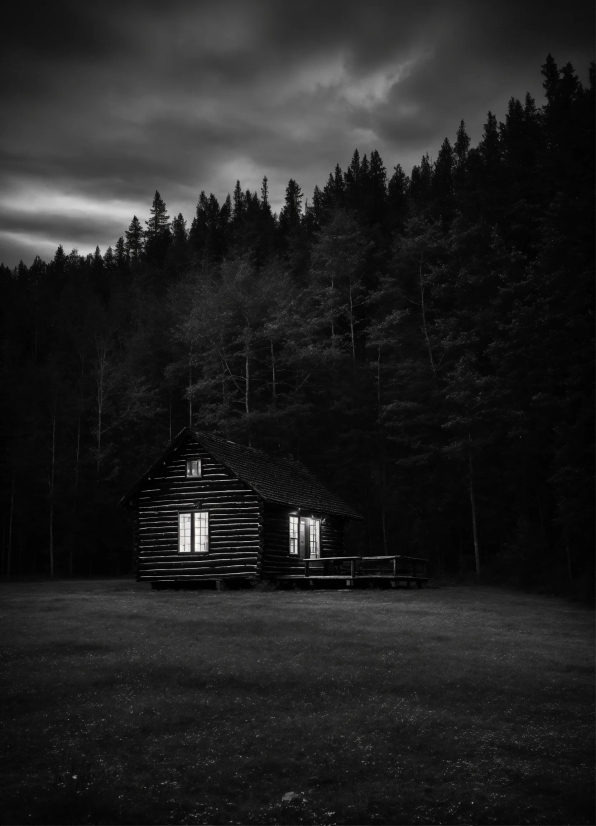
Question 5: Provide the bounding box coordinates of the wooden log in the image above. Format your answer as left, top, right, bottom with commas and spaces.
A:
140, 572, 258, 581
139, 551, 259, 563
140, 565, 259, 576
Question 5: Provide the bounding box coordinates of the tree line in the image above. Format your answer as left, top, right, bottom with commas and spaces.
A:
0, 56, 593, 595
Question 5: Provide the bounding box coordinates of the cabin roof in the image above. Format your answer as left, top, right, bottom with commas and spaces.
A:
120, 428, 362, 520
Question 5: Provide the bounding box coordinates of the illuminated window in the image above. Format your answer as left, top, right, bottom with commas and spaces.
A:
179, 511, 209, 553
290, 516, 321, 558
311, 518, 321, 559
179, 513, 192, 553
289, 515, 299, 555
186, 459, 201, 478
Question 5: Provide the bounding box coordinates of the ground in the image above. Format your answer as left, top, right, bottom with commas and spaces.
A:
0, 579, 593, 825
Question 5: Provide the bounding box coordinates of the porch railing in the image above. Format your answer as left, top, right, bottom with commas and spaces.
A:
303, 555, 427, 580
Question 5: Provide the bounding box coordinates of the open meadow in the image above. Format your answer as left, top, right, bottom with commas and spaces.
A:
0, 580, 593, 825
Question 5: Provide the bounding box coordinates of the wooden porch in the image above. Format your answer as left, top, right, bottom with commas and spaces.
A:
274, 555, 429, 587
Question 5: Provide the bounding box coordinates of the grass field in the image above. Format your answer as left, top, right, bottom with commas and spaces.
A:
0, 580, 593, 825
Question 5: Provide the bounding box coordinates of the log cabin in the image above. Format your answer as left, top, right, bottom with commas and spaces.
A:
120, 428, 363, 588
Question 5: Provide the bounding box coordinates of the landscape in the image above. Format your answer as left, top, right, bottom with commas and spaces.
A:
0, 2, 594, 824
1, 580, 594, 825
1, 55, 593, 594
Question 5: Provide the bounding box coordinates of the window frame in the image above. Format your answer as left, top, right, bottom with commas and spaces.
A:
290, 515, 321, 558
289, 515, 299, 555
178, 510, 209, 554
186, 459, 202, 478
311, 518, 321, 559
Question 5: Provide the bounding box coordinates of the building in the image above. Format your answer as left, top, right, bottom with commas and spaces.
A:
120, 427, 362, 588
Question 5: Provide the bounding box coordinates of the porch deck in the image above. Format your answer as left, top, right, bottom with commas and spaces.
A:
274, 555, 429, 587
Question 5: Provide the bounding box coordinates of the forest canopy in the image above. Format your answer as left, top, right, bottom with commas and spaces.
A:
0, 56, 593, 595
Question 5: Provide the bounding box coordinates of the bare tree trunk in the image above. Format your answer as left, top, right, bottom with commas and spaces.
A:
468, 444, 480, 578
33, 304, 38, 364
376, 347, 382, 421
70, 411, 82, 578
270, 340, 277, 407
94, 336, 111, 578
349, 284, 356, 360
245, 355, 250, 414
245, 346, 251, 447
380, 467, 388, 556
330, 271, 335, 340
96, 401, 102, 480
95, 341, 107, 482
188, 353, 193, 426
49, 503, 54, 579
377, 347, 387, 554
49, 404, 57, 579
7, 472, 15, 577
419, 261, 438, 386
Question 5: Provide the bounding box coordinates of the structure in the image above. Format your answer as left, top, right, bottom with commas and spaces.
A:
120, 428, 363, 587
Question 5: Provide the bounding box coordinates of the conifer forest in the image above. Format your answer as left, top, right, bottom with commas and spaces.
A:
0, 57, 593, 595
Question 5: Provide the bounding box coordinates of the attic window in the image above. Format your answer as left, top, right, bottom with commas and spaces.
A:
186, 459, 201, 478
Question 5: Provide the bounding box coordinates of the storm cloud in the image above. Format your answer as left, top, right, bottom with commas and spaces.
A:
1, 0, 593, 266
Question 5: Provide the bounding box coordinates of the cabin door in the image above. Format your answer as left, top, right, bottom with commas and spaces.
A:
299, 517, 321, 559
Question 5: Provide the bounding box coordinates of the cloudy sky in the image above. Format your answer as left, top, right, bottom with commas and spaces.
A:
1, 0, 593, 267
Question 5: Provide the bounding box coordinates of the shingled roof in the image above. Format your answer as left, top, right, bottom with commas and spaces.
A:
121, 428, 362, 520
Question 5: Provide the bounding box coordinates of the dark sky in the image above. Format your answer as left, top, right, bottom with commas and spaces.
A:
1, 0, 593, 267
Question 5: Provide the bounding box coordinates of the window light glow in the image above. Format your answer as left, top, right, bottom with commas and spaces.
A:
178, 510, 208, 553
179, 513, 192, 553
289, 515, 299, 555
186, 459, 201, 477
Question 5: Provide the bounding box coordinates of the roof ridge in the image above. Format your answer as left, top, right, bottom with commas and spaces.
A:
194, 429, 301, 463
193, 429, 267, 453
121, 427, 362, 519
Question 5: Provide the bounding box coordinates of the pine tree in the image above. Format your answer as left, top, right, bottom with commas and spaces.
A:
454, 120, 470, 169
478, 111, 504, 224
362, 150, 387, 226
409, 154, 432, 213
279, 179, 303, 231
233, 180, 245, 223
453, 120, 470, 200
125, 216, 144, 262
498, 94, 544, 250
321, 164, 346, 212
114, 237, 128, 270
145, 190, 170, 238
190, 192, 231, 262
165, 213, 189, 277
103, 246, 115, 270
307, 185, 325, 231
145, 191, 171, 266
260, 176, 270, 210
49, 245, 67, 288
92, 246, 103, 270
431, 138, 455, 223
387, 164, 409, 232
309, 210, 370, 358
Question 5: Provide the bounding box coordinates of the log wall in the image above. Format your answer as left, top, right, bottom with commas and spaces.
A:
261, 504, 346, 578
322, 515, 345, 557
136, 437, 261, 583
